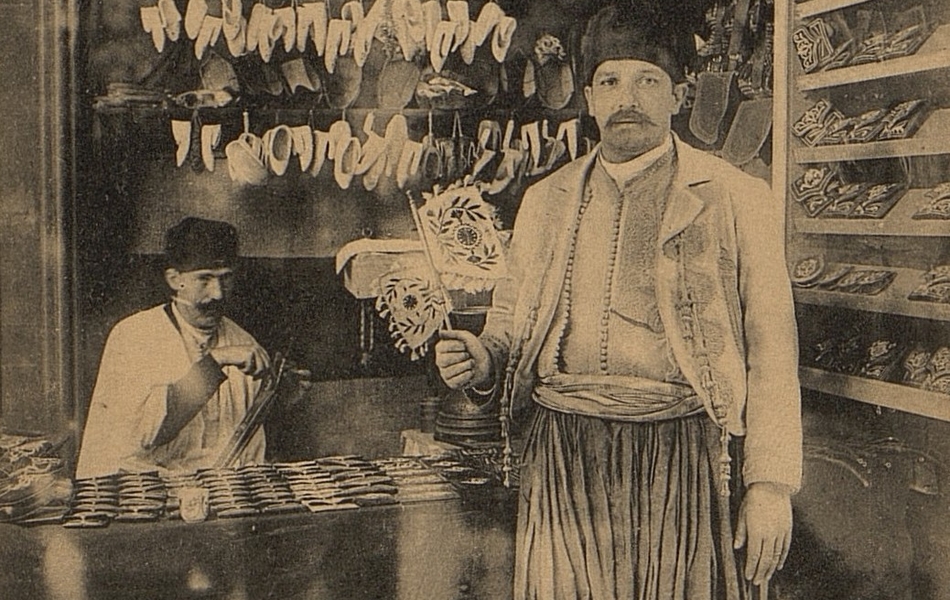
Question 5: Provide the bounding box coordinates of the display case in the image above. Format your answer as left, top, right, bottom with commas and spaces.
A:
783, 0, 950, 422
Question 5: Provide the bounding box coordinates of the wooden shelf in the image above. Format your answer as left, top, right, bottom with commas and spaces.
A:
800, 367, 950, 422
792, 189, 950, 236
793, 265, 950, 321
795, 0, 874, 20
793, 108, 950, 163
797, 24, 950, 91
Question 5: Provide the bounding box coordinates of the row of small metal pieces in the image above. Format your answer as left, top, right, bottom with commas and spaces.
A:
274, 456, 398, 512
371, 457, 460, 502
64, 472, 167, 527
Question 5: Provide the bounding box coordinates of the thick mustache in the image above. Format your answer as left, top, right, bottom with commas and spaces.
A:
607, 110, 655, 127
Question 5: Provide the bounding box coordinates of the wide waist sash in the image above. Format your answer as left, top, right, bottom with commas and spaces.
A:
534, 373, 704, 421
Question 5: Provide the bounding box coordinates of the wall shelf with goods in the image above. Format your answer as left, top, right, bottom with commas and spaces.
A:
799, 366, 950, 422
793, 265, 950, 321
792, 188, 950, 236
783, 0, 950, 418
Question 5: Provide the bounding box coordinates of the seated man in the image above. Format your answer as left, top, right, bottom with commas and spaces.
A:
76, 217, 271, 477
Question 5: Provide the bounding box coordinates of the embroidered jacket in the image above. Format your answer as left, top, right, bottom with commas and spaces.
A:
481, 136, 803, 491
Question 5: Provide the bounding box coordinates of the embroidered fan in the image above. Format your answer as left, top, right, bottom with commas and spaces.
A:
375, 266, 450, 360
418, 182, 508, 293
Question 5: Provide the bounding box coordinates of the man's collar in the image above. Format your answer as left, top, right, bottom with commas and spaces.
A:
597, 135, 673, 188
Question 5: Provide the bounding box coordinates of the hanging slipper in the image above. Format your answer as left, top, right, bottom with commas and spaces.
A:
171, 119, 192, 167
396, 139, 424, 189
327, 119, 352, 161
159, 0, 183, 42
351, 0, 382, 68
310, 128, 331, 176
334, 136, 362, 189
296, 1, 328, 55
391, 0, 426, 61
185, 0, 209, 40
555, 118, 578, 161
247, 2, 269, 54
195, 0, 223, 61
461, 1, 503, 65
430, 20, 457, 73
292, 124, 315, 172
201, 124, 222, 172
227, 113, 269, 186
446, 1, 470, 52
272, 5, 298, 55
469, 119, 501, 181
384, 114, 410, 178
140, 6, 168, 53
355, 113, 387, 176
263, 124, 294, 176
421, 1, 442, 53
491, 16, 516, 63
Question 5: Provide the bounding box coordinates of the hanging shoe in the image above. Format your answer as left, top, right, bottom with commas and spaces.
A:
334, 136, 361, 189
195, 14, 223, 60
491, 16, 516, 63
327, 119, 352, 161
227, 132, 269, 185
324, 18, 351, 74
391, 0, 426, 61
171, 120, 191, 167
396, 139, 423, 189
184, 0, 209, 40
461, 1, 502, 64
296, 1, 328, 55
140, 7, 167, 53
383, 114, 409, 178
421, 1, 442, 53
159, 0, 182, 42
290, 125, 315, 172
201, 124, 222, 172
430, 20, 456, 73
273, 6, 297, 54
446, 1, 470, 52
264, 125, 294, 176
310, 129, 331, 176
222, 0, 246, 56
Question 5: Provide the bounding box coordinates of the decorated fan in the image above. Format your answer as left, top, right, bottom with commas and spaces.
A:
375, 265, 451, 360
374, 182, 507, 360
417, 182, 508, 293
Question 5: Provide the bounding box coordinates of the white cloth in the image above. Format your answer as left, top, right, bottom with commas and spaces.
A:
76, 304, 265, 478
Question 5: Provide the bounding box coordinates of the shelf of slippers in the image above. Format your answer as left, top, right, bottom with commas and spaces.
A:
793, 265, 950, 322
795, 0, 877, 20
792, 188, 950, 236
797, 22, 950, 91
799, 366, 950, 422
793, 107, 950, 163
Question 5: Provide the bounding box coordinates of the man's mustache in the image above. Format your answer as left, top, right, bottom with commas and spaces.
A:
607, 109, 655, 127
175, 296, 225, 314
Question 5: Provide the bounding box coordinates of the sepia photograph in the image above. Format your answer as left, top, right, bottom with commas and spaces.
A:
1, 0, 949, 598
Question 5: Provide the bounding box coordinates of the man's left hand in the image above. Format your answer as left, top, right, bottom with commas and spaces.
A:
734, 482, 793, 586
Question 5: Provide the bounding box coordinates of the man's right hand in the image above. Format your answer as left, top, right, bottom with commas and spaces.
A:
434, 330, 493, 390
209, 344, 271, 378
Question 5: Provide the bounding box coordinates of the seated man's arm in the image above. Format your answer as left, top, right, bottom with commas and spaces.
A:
151, 354, 226, 447
152, 342, 270, 447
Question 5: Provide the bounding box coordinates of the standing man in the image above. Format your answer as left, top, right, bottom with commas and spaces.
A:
435, 6, 802, 599
76, 217, 271, 478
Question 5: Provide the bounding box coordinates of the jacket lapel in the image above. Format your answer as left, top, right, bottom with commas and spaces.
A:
660, 137, 712, 246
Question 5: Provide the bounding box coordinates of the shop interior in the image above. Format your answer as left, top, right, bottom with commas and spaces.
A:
2, 0, 950, 598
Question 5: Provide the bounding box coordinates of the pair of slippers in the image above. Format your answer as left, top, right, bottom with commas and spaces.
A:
172, 118, 221, 173
470, 118, 577, 193
225, 120, 323, 185
140, 0, 183, 53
